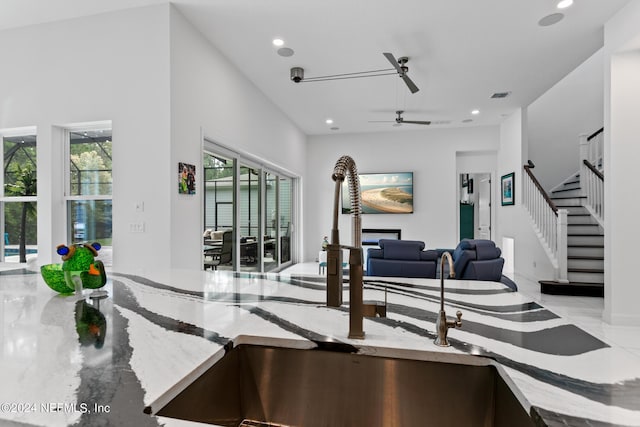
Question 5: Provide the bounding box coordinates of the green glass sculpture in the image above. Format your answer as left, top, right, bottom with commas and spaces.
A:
41, 242, 107, 294
75, 300, 107, 348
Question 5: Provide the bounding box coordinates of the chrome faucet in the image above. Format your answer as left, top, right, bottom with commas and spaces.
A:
327, 155, 385, 339
434, 252, 463, 347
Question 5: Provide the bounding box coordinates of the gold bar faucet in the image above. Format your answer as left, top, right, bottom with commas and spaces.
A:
434, 252, 463, 347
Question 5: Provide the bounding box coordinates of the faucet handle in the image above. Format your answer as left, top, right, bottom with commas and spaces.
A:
455, 310, 462, 327
445, 310, 463, 330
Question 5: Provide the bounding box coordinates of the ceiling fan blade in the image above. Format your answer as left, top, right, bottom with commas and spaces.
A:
383, 52, 403, 73
400, 120, 431, 125
402, 74, 420, 93
368, 120, 395, 123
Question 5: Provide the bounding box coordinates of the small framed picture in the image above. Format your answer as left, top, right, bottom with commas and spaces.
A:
178, 162, 196, 195
501, 172, 515, 206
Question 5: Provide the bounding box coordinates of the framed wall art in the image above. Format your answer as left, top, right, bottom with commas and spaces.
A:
342, 172, 413, 214
501, 172, 514, 206
179, 162, 196, 195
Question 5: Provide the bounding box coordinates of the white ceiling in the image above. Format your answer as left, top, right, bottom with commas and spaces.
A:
0, 0, 631, 135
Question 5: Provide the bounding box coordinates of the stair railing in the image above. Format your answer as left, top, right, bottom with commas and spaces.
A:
579, 129, 605, 227
581, 127, 604, 169
523, 164, 568, 282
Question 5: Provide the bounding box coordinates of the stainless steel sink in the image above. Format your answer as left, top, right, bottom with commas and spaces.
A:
152, 343, 534, 427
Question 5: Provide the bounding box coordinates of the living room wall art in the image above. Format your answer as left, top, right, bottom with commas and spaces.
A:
178, 162, 196, 195
501, 172, 515, 206
342, 172, 413, 214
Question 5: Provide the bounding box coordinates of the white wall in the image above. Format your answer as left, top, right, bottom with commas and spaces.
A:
0, 5, 307, 274
169, 7, 307, 270
604, 1, 640, 325
304, 126, 499, 262
497, 110, 555, 282
0, 5, 172, 271
528, 49, 605, 191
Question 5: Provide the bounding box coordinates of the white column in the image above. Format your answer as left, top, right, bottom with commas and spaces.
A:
604, 47, 640, 325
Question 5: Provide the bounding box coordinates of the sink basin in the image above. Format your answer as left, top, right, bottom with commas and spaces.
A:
151, 343, 533, 427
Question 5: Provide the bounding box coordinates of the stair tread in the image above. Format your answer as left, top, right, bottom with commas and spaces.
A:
568, 233, 604, 236
567, 213, 591, 216
568, 267, 604, 273
552, 187, 580, 193
567, 224, 600, 226
568, 255, 604, 260
540, 280, 603, 286
551, 195, 587, 200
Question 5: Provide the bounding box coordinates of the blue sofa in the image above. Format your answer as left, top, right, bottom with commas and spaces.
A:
451, 239, 508, 283
450, 239, 517, 290
367, 239, 438, 278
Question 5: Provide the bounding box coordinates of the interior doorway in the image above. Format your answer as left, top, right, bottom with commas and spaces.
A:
459, 173, 491, 241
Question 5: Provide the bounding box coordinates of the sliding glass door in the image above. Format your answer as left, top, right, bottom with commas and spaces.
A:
203, 143, 296, 273
264, 172, 278, 272
239, 164, 260, 272
203, 152, 235, 271
279, 176, 292, 264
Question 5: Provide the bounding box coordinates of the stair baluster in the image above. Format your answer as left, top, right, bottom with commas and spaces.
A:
523, 165, 569, 282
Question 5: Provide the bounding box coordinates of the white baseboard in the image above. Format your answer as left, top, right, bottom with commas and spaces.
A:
603, 309, 640, 326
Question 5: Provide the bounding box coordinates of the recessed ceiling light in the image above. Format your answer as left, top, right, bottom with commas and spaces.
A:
325, 118, 334, 125
538, 13, 564, 26
557, 0, 573, 9
330, 127, 340, 131
277, 47, 294, 57
471, 109, 480, 115
272, 38, 284, 47
462, 119, 473, 123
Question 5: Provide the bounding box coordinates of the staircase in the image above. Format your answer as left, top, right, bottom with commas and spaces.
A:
539, 172, 604, 296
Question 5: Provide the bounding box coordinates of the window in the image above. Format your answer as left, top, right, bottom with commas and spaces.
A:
1, 130, 37, 263
65, 125, 112, 265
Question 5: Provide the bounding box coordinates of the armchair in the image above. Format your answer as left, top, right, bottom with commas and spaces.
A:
452, 239, 505, 282
367, 239, 438, 278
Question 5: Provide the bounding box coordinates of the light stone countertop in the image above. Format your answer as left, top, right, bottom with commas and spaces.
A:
1, 268, 639, 426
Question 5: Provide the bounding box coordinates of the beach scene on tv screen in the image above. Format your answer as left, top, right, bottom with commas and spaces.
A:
343, 172, 413, 214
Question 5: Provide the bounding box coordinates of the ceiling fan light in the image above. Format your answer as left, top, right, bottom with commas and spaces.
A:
272, 38, 284, 47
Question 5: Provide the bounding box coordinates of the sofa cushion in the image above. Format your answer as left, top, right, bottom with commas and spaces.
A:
212, 230, 226, 241
367, 258, 436, 279
420, 249, 439, 262
474, 240, 501, 260
367, 248, 384, 259
378, 239, 425, 260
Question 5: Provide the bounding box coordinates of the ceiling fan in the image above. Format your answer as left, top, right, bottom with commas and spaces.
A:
369, 110, 431, 125
382, 53, 420, 94
289, 52, 420, 94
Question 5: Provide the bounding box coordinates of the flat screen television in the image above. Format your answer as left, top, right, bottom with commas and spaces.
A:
342, 172, 413, 214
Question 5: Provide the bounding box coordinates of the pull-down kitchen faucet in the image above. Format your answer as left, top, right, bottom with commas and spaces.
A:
327, 155, 384, 339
